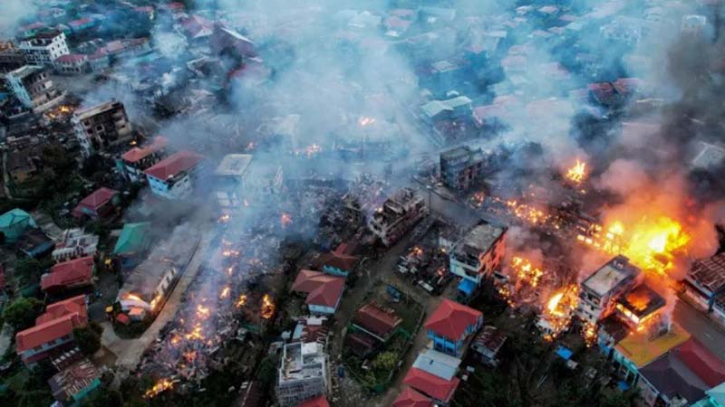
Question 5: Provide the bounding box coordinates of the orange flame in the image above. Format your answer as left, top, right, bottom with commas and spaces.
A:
565, 159, 587, 185
145, 378, 174, 398
261, 294, 274, 319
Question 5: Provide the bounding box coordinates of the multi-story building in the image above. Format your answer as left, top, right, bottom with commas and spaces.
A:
277, 342, 330, 407
144, 151, 205, 200
214, 154, 252, 211
118, 136, 169, 183
18, 31, 69, 65
0, 42, 26, 73
52, 228, 99, 262
4, 65, 65, 112
367, 188, 427, 246
449, 222, 506, 286
72, 100, 134, 157
15, 295, 88, 366
425, 299, 482, 357
53, 53, 88, 75
577, 255, 642, 325
440, 146, 485, 192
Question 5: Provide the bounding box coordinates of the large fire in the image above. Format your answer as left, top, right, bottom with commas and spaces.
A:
261, 294, 275, 319
505, 200, 550, 225
565, 159, 588, 185
538, 284, 580, 342
145, 378, 174, 398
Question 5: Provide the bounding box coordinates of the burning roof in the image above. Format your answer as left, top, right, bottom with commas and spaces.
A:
616, 284, 666, 321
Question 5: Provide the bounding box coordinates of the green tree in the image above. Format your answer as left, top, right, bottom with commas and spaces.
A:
81, 385, 122, 407
73, 326, 101, 356
600, 393, 632, 407
372, 351, 397, 372
13, 258, 50, 285
3, 297, 44, 331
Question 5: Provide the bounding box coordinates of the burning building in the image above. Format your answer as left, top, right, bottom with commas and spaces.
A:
367, 188, 427, 246
439, 145, 486, 192
684, 253, 725, 326
276, 342, 330, 407
449, 222, 506, 287
118, 136, 170, 183
614, 284, 666, 332
72, 100, 134, 157
4, 65, 65, 113
117, 227, 200, 317
577, 255, 642, 325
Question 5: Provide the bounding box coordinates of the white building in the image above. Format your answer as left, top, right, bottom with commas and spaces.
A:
18, 31, 69, 65
277, 342, 329, 407
144, 151, 204, 200
51, 228, 99, 263
72, 100, 134, 157
214, 154, 252, 211
53, 53, 88, 75
577, 255, 642, 324
449, 223, 506, 285
4, 65, 65, 113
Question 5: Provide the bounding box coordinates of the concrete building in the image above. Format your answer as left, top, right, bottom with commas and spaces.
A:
425, 299, 482, 357
367, 188, 427, 246
449, 222, 506, 286
214, 154, 252, 211
439, 146, 485, 192
18, 31, 69, 65
118, 136, 169, 183
53, 53, 88, 75
4, 65, 65, 112
577, 255, 642, 325
144, 151, 205, 200
277, 342, 329, 407
72, 100, 133, 156
52, 228, 99, 263
684, 253, 725, 326
420, 95, 472, 123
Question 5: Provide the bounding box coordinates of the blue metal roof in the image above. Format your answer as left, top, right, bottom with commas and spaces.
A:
458, 278, 476, 296
556, 345, 573, 361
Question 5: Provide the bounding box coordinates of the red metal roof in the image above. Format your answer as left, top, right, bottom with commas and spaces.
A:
291, 270, 345, 308
296, 395, 330, 407
393, 387, 434, 407
69, 18, 92, 27
403, 367, 460, 402
144, 151, 203, 180
16, 296, 88, 353
74, 187, 118, 213
675, 338, 725, 387
353, 302, 402, 340
424, 299, 482, 340
41, 257, 94, 292
319, 250, 358, 272
121, 136, 168, 163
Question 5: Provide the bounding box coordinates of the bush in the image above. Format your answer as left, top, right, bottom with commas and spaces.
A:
73, 327, 101, 356
3, 298, 44, 331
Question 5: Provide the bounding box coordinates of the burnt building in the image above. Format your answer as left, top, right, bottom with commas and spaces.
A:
440, 145, 485, 192
4, 65, 65, 113
685, 253, 725, 325
367, 188, 427, 246
72, 100, 133, 157
449, 222, 506, 286
577, 255, 642, 325
18, 31, 69, 66
614, 284, 666, 331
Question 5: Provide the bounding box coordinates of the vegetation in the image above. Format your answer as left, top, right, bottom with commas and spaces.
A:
2, 297, 44, 331
12, 258, 52, 287
73, 326, 102, 356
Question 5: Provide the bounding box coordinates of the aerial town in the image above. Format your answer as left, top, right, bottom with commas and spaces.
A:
1, 0, 725, 407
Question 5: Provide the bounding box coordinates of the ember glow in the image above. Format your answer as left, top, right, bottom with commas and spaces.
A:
196, 305, 210, 319
261, 294, 274, 319
145, 378, 174, 398
235, 294, 248, 308
280, 212, 293, 228
539, 284, 580, 342
565, 159, 587, 185
505, 200, 550, 225
510, 256, 543, 288
125, 294, 144, 302
219, 286, 230, 299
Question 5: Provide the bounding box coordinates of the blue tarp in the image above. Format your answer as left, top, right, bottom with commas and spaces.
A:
617, 380, 630, 391
556, 345, 573, 361
458, 279, 476, 296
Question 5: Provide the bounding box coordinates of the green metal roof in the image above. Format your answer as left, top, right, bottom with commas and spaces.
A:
113, 222, 150, 255
0, 209, 36, 242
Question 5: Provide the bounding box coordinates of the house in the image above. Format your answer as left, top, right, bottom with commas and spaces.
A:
16, 229, 56, 258
68, 18, 96, 33
214, 154, 252, 211
179, 15, 215, 40
0, 208, 37, 243
41, 256, 95, 295
4, 65, 65, 112
48, 358, 101, 406
87, 49, 110, 72
352, 302, 402, 342
118, 136, 169, 183
577, 255, 642, 324
15, 295, 88, 366
210, 26, 256, 62
393, 387, 434, 407
471, 325, 507, 367
424, 299, 483, 357
684, 253, 725, 325
52, 229, 99, 262
440, 146, 486, 192
117, 227, 200, 314
72, 187, 119, 220
403, 362, 460, 405
692, 382, 725, 407
54, 53, 88, 75
449, 222, 506, 287
296, 395, 330, 407
113, 222, 151, 267
72, 100, 133, 157
367, 188, 427, 246
18, 31, 69, 65
637, 338, 725, 406
145, 151, 205, 200
316, 243, 359, 276
291, 270, 345, 315
276, 342, 330, 407
420, 96, 473, 123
